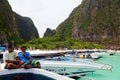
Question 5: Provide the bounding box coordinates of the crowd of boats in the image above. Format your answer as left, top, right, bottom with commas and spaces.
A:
0, 47, 120, 80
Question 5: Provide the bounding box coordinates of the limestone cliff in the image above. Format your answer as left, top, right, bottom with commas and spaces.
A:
14, 13, 39, 42
45, 0, 120, 48
0, 0, 39, 45
0, 0, 20, 45
44, 28, 56, 37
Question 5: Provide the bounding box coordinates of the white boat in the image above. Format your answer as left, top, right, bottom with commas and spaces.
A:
0, 64, 74, 80
0, 57, 112, 80
0, 49, 112, 80
0, 63, 90, 80
106, 50, 116, 55
38, 60, 112, 79
17, 50, 65, 57
90, 51, 105, 59
71, 49, 106, 59
39, 56, 112, 71
0, 49, 65, 59
40, 61, 112, 71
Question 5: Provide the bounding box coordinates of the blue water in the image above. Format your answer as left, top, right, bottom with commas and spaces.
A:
38, 53, 120, 80
80, 53, 120, 80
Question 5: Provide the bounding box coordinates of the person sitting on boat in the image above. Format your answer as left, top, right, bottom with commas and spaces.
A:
86, 54, 92, 59
18, 46, 41, 69
23, 58, 41, 69
3, 45, 24, 69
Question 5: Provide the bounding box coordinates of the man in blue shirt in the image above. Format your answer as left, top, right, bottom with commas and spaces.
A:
18, 46, 31, 64
18, 46, 41, 68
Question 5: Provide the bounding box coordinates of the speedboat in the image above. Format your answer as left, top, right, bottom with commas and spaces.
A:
0, 64, 74, 80
42, 56, 112, 70
39, 60, 112, 79
106, 50, 116, 55
0, 49, 65, 58
40, 60, 112, 71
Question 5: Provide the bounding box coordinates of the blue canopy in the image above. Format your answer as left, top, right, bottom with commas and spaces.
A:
0, 46, 7, 51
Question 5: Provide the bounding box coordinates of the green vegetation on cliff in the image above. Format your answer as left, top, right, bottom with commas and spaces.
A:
0, 0, 23, 45
0, 0, 39, 46
19, 35, 104, 49
44, 0, 120, 48
14, 13, 39, 42
44, 28, 56, 37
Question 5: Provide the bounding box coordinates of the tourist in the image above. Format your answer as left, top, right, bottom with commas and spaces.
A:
18, 46, 31, 64
23, 59, 41, 69
3, 45, 24, 69
18, 46, 41, 69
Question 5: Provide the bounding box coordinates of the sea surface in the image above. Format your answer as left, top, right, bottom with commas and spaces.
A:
80, 53, 120, 80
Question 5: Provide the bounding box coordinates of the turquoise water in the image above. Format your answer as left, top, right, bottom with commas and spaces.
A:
80, 53, 120, 80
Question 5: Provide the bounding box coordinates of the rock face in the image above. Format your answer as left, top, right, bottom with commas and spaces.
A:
71, 0, 120, 41
44, 28, 56, 37
0, 0, 19, 45
45, 0, 120, 47
14, 13, 39, 42
0, 0, 39, 45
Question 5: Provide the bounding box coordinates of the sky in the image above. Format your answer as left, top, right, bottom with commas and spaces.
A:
8, 0, 82, 37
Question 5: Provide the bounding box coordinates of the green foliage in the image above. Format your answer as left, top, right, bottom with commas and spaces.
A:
14, 13, 39, 42
0, 0, 24, 46
44, 0, 120, 48
55, 18, 73, 38
44, 28, 56, 37
19, 36, 104, 50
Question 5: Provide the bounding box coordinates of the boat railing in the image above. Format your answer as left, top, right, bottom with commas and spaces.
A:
101, 64, 112, 71
64, 71, 94, 80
